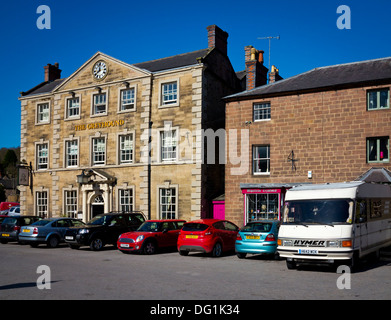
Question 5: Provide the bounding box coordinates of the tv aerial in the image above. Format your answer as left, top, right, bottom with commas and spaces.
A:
257, 35, 280, 72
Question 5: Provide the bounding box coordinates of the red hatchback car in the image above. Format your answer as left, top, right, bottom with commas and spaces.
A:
117, 219, 186, 254
177, 219, 239, 257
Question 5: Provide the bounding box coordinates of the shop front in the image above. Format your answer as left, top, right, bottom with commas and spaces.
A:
240, 183, 301, 224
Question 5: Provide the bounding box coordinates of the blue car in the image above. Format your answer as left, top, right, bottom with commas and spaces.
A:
19, 217, 85, 248
235, 220, 280, 259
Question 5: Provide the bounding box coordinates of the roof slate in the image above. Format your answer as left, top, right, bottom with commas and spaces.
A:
21, 78, 65, 97
21, 49, 210, 97
134, 49, 209, 72
225, 56, 391, 100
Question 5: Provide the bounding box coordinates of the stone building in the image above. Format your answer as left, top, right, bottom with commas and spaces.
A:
224, 56, 391, 226
18, 25, 241, 222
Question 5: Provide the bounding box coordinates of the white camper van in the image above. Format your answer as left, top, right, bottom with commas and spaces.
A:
277, 181, 391, 269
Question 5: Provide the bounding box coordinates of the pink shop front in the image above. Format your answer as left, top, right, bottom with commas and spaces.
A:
240, 183, 300, 224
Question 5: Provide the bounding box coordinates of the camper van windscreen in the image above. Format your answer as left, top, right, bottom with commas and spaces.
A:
282, 199, 354, 225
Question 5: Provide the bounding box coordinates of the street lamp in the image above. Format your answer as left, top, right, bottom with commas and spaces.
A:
76, 169, 93, 185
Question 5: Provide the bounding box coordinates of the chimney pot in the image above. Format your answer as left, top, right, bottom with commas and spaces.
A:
269, 65, 283, 83
258, 50, 264, 65
250, 48, 257, 60
245, 46, 268, 90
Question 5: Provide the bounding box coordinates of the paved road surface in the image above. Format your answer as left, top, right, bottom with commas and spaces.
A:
0, 243, 390, 300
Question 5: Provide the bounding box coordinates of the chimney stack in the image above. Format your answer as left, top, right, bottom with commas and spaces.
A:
268, 65, 283, 83
207, 25, 228, 56
245, 46, 268, 91
44, 62, 61, 82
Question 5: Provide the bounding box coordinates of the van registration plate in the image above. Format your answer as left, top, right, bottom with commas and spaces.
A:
298, 249, 318, 255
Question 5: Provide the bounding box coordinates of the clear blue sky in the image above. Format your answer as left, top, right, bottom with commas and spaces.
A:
1, 0, 390, 148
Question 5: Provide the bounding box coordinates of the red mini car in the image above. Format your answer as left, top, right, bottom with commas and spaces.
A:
177, 219, 239, 257
117, 219, 186, 254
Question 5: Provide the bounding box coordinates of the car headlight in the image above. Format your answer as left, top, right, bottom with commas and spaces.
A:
136, 235, 144, 242
79, 229, 89, 234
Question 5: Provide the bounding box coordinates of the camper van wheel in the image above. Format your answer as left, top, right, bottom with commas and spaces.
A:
345, 251, 360, 271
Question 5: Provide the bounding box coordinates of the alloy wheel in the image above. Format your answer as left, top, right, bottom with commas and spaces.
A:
212, 242, 222, 257
90, 238, 103, 251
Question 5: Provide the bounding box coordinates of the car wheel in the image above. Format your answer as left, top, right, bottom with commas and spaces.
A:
212, 242, 222, 257
143, 241, 156, 255
179, 250, 189, 256
90, 238, 104, 251
0, 239, 8, 244
236, 252, 246, 259
47, 236, 59, 248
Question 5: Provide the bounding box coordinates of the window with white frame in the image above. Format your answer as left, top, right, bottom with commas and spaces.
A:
66, 97, 80, 118
119, 134, 133, 164
65, 139, 78, 167
253, 145, 270, 174
253, 102, 271, 121
37, 103, 50, 123
93, 93, 107, 115
36, 191, 48, 217
119, 188, 133, 212
120, 88, 135, 111
64, 190, 77, 217
367, 89, 389, 110
367, 137, 389, 163
92, 137, 106, 165
36, 143, 48, 170
160, 129, 177, 162
159, 188, 176, 219
161, 81, 178, 105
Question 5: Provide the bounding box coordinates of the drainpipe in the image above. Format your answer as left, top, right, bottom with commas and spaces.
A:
147, 74, 153, 220
148, 120, 153, 220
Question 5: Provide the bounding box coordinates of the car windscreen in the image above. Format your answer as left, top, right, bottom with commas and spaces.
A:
241, 222, 272, 232
137, 221, 162, 232
182, 223, 209, 232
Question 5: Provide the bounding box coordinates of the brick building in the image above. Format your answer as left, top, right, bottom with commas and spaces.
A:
18, 25, 241, 222
224, 56, 391, 227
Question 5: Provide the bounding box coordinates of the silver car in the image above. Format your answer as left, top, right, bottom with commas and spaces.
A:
19, 217, 85, 248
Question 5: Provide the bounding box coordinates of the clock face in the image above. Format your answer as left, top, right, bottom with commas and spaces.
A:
93, 60, 108, 80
